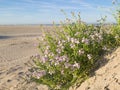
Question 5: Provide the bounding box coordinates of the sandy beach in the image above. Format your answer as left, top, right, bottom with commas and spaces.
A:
0, 25, 49, 90
0, 25, 120, 90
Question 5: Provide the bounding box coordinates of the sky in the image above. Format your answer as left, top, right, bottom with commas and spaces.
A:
0, 0, 119, 25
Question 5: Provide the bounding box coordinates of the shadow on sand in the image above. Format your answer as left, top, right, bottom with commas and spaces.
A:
89, 48, 118, 77
0, 36, 12, 39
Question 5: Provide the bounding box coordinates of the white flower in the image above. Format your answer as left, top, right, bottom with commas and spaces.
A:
74, 39, 80, 44
56, 48, 62, 54
78, 49, 84, 55
54, 61, 59, 66
87, 54, 92, 60
49, 70, 55, 75
71, 38, 74, 43
81, 38, 85, 43
57, 41, 62, 47
73, 62, 80, 69
46, 46, 50, 50
70, 43, 75, 48
90, 35, 95, 40
103, 46, 107, 50
95, 33, 99, 37
82, 37, 89, 45
61, 46, 64, 49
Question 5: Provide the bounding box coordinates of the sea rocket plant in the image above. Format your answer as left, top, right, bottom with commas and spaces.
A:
28, 12, 120, 90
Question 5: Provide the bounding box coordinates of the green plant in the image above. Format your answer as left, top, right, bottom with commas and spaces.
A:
27, 12, 120, 90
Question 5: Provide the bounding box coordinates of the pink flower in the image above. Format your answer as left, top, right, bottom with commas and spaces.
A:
32, 70, 46, 79
54, 55, 68, 63
42, 55, 48, 63
58, 57, 64, 62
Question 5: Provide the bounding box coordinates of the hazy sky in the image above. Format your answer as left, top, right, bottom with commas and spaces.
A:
0, 0, 119, 24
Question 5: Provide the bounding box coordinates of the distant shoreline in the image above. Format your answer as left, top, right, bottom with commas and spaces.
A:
0, 23, 117, 26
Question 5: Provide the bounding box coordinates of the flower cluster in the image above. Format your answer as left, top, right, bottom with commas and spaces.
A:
90, 31, 103, 43
32, 70, 46, 79
81, 37, 90, 45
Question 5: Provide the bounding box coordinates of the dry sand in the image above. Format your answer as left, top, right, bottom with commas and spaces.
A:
0, 25, 48, 90
0, 25, 120, 90
77, 47, 120, 90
